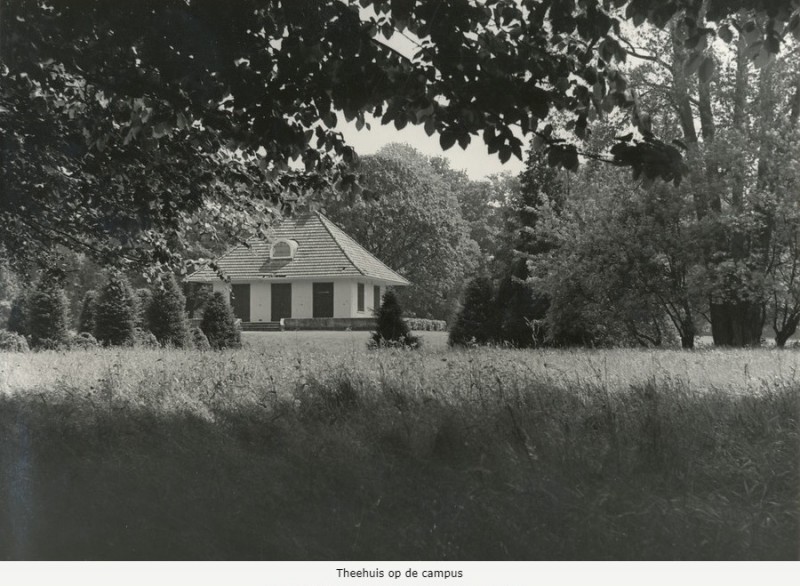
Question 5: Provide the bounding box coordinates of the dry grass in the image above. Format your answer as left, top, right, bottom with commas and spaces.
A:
0, 332, 798, 560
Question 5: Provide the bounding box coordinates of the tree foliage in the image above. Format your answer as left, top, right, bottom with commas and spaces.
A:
6, 291, 29, 336
3, 0, 795, 270
200, 292, 241, 350
94, 273, 137, 346
146, 274, 190, 348
26, 277, 70, 349
77, 290, 97, 334
370, 290, 420, 349
324, 144, 476, 321
448, 277, 497, 347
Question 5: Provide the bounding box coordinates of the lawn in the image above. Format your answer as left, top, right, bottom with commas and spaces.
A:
0, 333, 798, 560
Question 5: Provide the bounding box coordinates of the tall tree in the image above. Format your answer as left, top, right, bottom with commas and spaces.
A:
324, 144, 476, 321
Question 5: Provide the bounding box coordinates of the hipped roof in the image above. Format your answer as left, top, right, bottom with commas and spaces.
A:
185, 212, 410, 286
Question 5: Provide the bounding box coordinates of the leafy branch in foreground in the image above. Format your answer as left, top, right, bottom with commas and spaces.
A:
1, 0, 795, 269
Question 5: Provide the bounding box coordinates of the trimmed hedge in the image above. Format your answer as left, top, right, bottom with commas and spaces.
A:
404, 318, 446, 332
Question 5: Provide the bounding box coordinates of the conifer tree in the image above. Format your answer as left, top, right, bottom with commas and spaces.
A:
448, 277, 497, 347
134, 288, 153, 330
200, 292, 241, 350
7, 292, 29, 335
146, 274, 190, 347
94, 273, 136, 346
77, 290, 97, 334
27, 277, 70, 348
370, 290, 420, 349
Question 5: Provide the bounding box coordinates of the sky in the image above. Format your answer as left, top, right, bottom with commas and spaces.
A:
338, 116, 527, 180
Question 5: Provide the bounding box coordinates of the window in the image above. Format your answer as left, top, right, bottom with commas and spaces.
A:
270, 239, 297, 259
357, 283, 365, 312
373, 286, 381, 312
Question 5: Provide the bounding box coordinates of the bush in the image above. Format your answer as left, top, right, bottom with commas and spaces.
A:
94, 273, 136, 346
0, 329, 29, 352
6, 292, 29, 335
71, 331, 99, 349
200, 292, 241, 350
404, 317, 447, 332
134, 327, 160, 348
448, 277, 497, 347
27, 279, 70, 349
146, 274, 190, 347
370, 290, 420, 349
77, 290, 97, 334
190, 327, 211, 351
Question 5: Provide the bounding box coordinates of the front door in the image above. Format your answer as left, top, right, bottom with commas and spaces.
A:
313, 282, 334, 318
271, 283, 292, 321
230, 284, 250, 322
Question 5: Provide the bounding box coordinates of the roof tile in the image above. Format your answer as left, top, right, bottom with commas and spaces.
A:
186, 212, 410, 285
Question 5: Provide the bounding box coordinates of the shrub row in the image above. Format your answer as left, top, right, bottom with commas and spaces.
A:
5, 273, 240, 351
404, 317, 446, 332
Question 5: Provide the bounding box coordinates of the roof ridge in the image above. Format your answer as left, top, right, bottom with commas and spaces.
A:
317, 212, 409, 285
315, 211, 367, 277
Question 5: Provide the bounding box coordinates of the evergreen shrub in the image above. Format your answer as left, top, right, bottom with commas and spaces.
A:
146, 274, 190, 347
448, 277, 497, 347
0, 329, 29, 352
200, 292, 241, 350
190, 327, 211, 351
77, 290, 97, 334
369, 291, 420, 349
27, 279, 70, 349
94, 273, 136, 346
7, 292, 29, 335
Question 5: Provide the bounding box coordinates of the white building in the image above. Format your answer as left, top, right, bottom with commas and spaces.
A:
185, 212, 409, 329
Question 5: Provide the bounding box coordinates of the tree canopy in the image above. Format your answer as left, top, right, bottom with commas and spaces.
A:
323, 144, 476, 321
3, 0, 797, 269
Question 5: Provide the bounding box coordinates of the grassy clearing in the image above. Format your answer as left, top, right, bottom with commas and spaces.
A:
0, 332, 798, 560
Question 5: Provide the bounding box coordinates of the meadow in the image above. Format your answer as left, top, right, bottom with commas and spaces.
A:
0, 331, 798, 560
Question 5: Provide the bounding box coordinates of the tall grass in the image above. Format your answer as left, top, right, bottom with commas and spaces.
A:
1, 337, 798, 560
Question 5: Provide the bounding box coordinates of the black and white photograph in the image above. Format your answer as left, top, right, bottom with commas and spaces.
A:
1, 0, 799, 582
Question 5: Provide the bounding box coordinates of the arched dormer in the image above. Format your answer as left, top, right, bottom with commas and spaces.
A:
270, 238, 298, 260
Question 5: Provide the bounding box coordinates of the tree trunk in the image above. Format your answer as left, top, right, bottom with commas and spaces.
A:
679, 317, 695, 349
774, 320, 798, 348
710, 301, 765, 347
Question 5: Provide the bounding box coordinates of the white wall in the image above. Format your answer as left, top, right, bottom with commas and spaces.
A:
209, 278, 386, 321
292, 281, 314, 319
251, 282, 271, 322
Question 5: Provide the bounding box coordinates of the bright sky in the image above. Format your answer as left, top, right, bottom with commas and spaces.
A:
339, 116, 527, 180
333, 7, 527, 181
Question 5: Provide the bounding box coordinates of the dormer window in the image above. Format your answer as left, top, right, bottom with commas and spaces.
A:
270, 238, 298, 259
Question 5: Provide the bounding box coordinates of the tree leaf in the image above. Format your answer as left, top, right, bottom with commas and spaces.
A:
439, 132, 456, 151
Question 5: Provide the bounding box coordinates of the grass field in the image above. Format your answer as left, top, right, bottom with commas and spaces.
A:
1, 331, 798, 560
